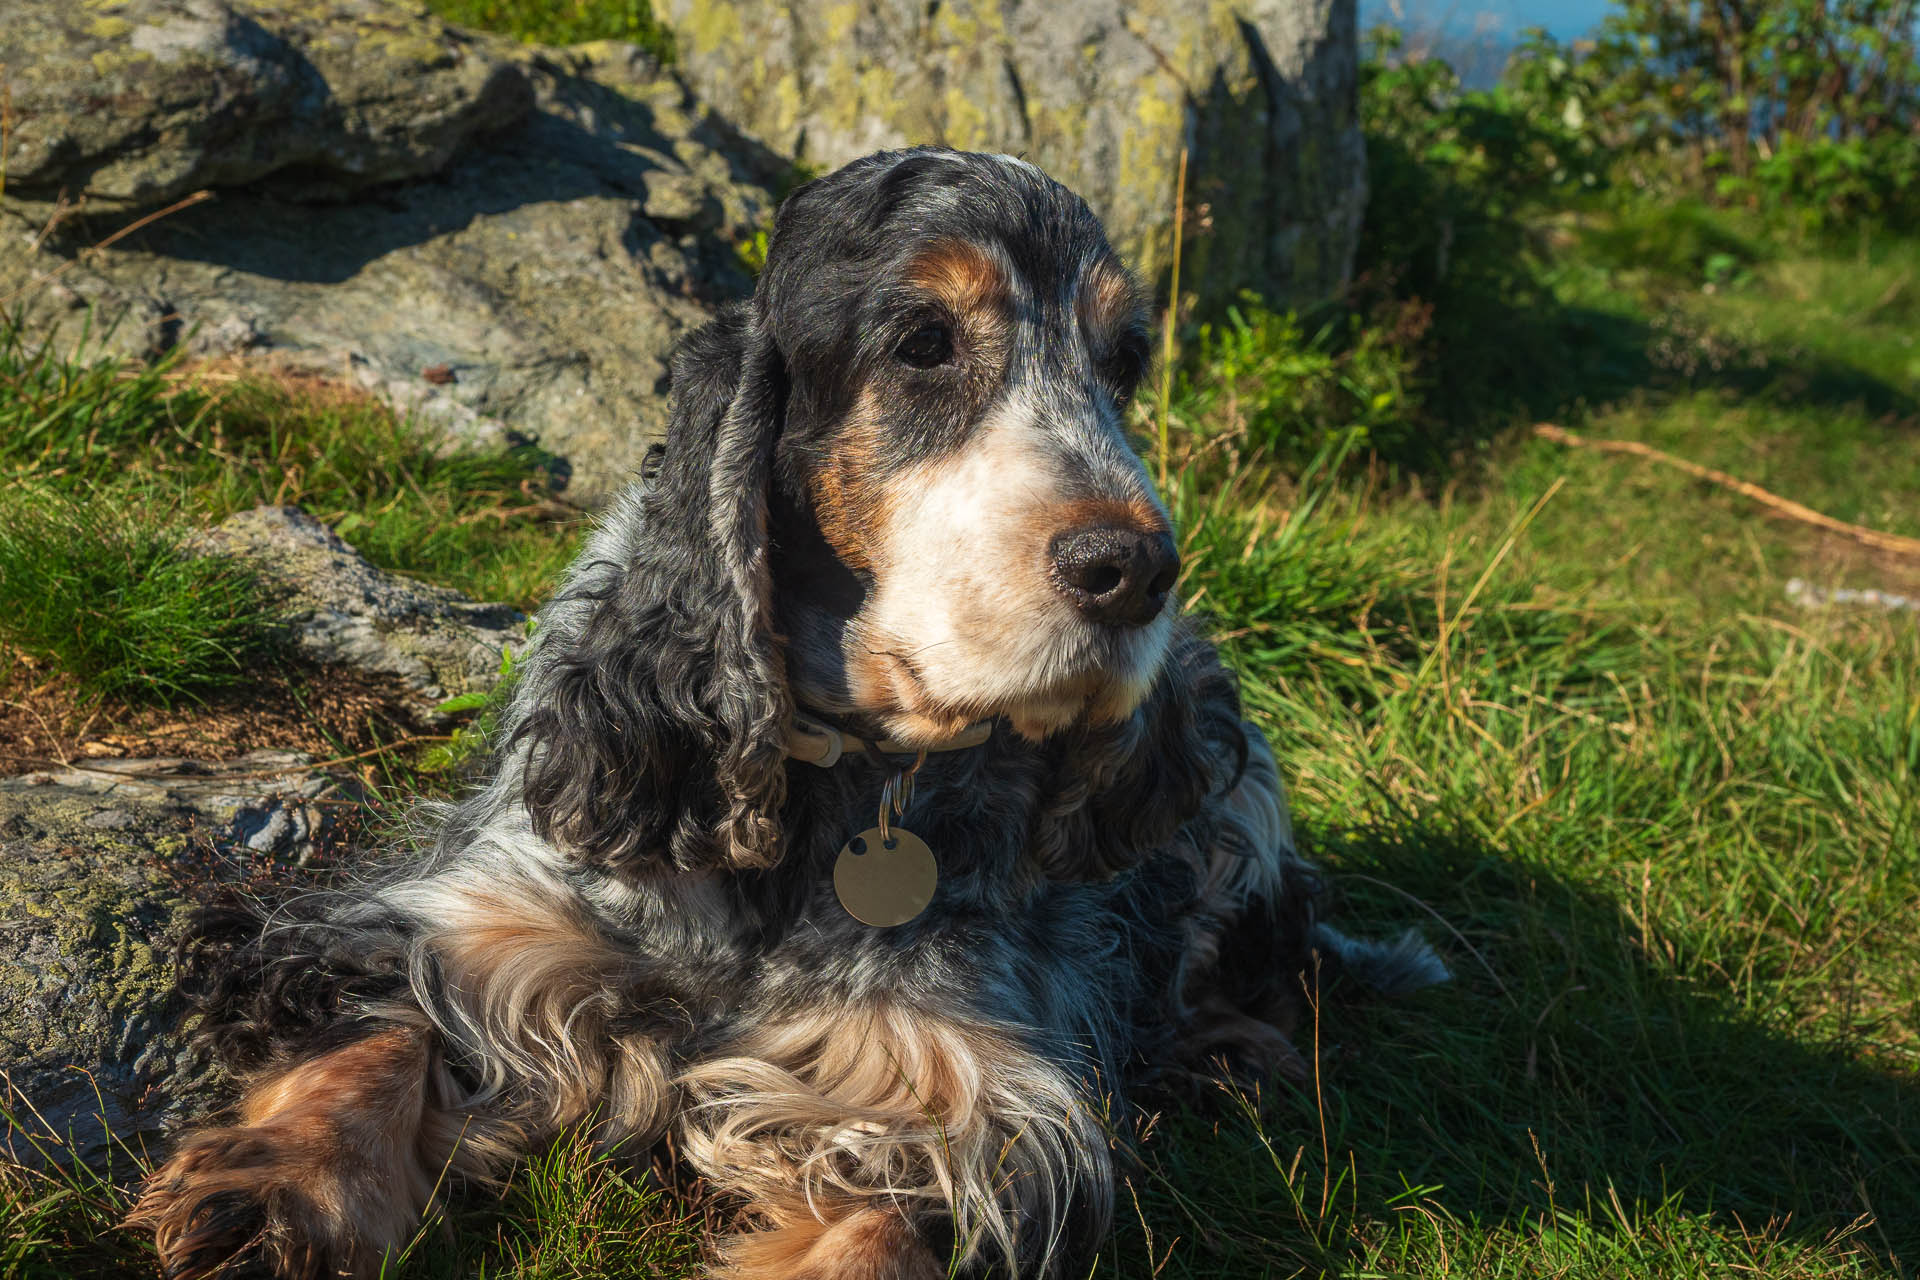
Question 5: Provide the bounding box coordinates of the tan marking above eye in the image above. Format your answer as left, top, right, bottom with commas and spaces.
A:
905, 238, 1013, 317
1079, 257, 1144, 341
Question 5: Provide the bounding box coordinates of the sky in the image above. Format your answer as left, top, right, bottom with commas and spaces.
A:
1358, 0, 1617, 41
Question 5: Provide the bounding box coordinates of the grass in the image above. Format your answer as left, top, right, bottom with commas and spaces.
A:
0, 330, 588, 610
3, 183, 1918, 1279
423, 0, 674, 57
0, 491, 279, 704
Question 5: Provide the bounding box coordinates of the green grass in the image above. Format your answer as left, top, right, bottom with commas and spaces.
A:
0, 490, 279, 703
3, 197, 1918, 1278
0, 319, 585, 616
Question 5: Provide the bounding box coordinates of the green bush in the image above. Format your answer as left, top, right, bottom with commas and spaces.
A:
1165, 297, 1430, 471
1334, 27, 1604, 464
1518, 0, 1920, 229
0, 491, 280, 704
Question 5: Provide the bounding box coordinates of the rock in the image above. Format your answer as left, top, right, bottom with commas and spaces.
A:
2, 27, 776, 503
0, 754, 360, 1167
2, 0, 533, 210
186, 506, 527, 708
661, 0, 1367, 311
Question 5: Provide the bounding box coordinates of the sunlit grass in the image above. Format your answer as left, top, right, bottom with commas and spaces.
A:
1, 193, 1917, 1279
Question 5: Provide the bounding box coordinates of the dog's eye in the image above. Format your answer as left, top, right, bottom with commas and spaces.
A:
895, 323, 955, 369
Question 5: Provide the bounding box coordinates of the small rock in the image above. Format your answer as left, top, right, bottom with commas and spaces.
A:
83, 809, 138, 831
186, 505, 529, 710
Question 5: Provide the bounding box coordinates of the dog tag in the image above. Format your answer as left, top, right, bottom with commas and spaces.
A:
833, 828, 937, 927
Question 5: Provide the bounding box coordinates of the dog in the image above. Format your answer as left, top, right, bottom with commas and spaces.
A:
130, 147, 1444, 1280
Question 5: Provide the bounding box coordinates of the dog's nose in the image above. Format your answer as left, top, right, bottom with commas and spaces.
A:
1049, 526, 1179, 627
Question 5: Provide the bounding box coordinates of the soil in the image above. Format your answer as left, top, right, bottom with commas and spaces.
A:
0, 651, 433, 774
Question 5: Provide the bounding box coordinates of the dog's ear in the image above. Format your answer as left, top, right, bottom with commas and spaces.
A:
1029, 624, 1249, 881
515, 299, 792, 875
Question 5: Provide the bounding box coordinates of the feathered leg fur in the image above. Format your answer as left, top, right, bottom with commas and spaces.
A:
128, 1024, 468, 1280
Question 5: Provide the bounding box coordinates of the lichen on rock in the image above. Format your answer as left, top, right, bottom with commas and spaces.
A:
0, 754, 361, 1168
661, 0, 1367, 311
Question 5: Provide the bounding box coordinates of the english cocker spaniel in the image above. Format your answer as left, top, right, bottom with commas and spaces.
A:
131, 147, 1444, 1280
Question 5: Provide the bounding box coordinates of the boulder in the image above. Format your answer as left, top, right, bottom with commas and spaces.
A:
186, 505, 528, 710
2, 0, 533, 209
0, 754, 358, 1167
3, 16, 776, 503
661, 0, 1367, 311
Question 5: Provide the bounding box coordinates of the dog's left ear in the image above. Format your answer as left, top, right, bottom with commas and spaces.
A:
515, 299, 792, 876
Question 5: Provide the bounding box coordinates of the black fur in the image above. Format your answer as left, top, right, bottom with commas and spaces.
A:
138, 148, 1442, 1280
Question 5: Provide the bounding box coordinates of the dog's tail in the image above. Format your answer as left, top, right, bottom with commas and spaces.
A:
1312, 923, 1451, 998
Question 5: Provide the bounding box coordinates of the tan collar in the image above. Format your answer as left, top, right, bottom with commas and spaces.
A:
784, 711, 993, 768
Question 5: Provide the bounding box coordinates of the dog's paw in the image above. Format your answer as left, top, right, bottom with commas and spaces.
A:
128, 1125, 364, 1280
719, 1207, 946, 1280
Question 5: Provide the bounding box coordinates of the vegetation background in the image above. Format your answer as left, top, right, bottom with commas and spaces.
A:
2, 1, 1917, 1277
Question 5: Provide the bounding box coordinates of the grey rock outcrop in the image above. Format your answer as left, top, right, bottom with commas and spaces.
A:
3, 0, 533, 209
662, 0, 1367, 311
3, 13, 776, 502
0, 754, 359, 1167
187, 505, 527, 708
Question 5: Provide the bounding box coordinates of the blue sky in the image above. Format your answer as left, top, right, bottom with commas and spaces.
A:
1358, 0, 1616, 40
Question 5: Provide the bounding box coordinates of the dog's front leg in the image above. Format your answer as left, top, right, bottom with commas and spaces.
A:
130, 869, 670, 1279
679, 1002, 1111, 1280
128, 1022, 484, 1280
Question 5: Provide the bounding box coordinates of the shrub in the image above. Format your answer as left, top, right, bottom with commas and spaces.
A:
1521, 0, 1920, 229
1165, 297, 1430, 471
1339, 27, 1604, 463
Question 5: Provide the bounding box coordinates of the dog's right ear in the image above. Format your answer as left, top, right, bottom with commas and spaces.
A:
512, 299, 793, 877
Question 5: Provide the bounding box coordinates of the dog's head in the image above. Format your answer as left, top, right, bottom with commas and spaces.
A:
520, 149, 1229, 877
760, 149, 1172, 741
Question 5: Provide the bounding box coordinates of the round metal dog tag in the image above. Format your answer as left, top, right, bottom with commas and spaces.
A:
833, 828, 937, 927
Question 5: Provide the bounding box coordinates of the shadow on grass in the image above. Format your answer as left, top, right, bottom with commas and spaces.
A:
1109, 822, 1918, 1277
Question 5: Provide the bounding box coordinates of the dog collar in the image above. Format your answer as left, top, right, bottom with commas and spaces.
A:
784, 711, 992, 768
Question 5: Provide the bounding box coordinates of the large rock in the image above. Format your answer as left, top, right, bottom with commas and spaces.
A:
0, 754, 358, 1167
187, 505, 527, 711
2, 0, 533, 209
662, 0, 1367, 310
3, 18, 776, 502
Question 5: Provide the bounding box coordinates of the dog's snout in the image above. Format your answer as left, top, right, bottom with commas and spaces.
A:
1049, 525, 1179, 627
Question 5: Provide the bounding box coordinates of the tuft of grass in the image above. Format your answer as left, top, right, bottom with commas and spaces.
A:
0, 320, 585, 611
0, 1084, 156, 1279
0, 490, 279, 705
424, 0, 675, 58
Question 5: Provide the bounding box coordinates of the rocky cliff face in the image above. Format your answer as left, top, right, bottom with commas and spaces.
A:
1, 0, 1364, 499
1, 1, 778, 504
663, 0, 1367, 312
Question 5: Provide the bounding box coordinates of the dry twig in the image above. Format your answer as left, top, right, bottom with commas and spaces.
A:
1533, 423, 1920, 560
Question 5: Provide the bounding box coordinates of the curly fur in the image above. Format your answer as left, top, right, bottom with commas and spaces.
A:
133, 148, 1444, 1280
